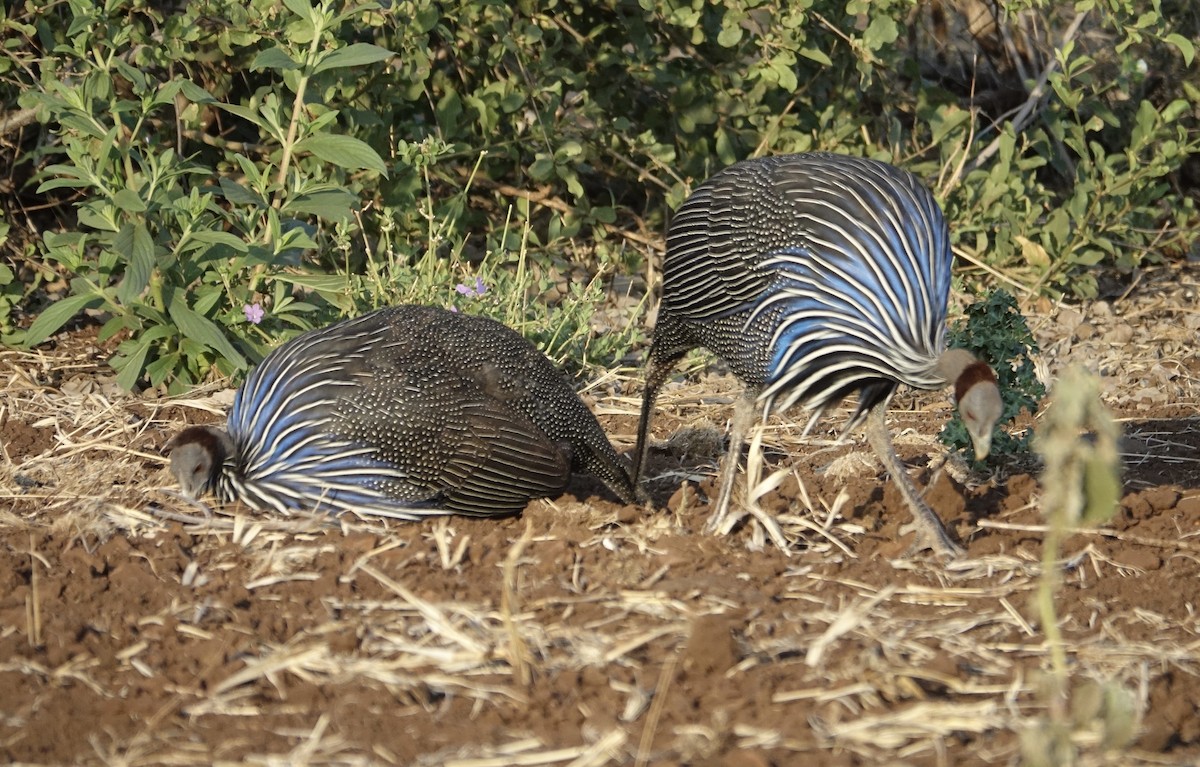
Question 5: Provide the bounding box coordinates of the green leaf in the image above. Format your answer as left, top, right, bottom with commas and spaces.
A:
930, 106, 970, 145
715, 128, 736, 166
717, 25, 742, 47
436, 90, 463, 132
252, 46, 298, 72
114, 335, 154, 390
97, 123, 120, 162
771, 56, 798, 93
218, 177, 267, 207
1070, 247, 1106, 266
277, 225, 319, 252
559, 167, 584, 199
193, 288, 223, 316
178, 79, 216, 104
529, 155, 555, 180
283, 189, 358, 220
145, 352, 184, 388
798, 47, 833, 66
216, 102, 266, 129
279, 272, 352, 294
37, 177, 93, 192
863, 16, 899, 50
114, 222, 155, 304
112, 188, 147, 214
77, 202, 120, 232
168, 296, 247, 370
25, 293, 103, 346
313, 43, 395, 73
557, 140, 583, 159
1045, 208, 1070, 249
1130, 99, 1158, 150
1161, 98, 1190, 124
329, 1, 381, 27
590, 206, 616, 224
190, 230, 250, 251
281, 0, 314, 19
143, 351, 180, 389
98, 314, 135, 343
43, 230, 86, 251
294, 134, 389, 176
130, 223, 155, 295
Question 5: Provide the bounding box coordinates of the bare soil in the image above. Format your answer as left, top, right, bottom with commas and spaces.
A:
3, 264, 1200, 766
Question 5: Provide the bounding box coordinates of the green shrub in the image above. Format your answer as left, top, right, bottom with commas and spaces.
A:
3, 0, 1195, 389
941, 290, 1045, 460
21, 0, 393, 390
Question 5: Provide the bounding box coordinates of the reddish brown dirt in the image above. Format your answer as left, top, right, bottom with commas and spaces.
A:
4, 405, 1200, 765
3, 268, 1200, 765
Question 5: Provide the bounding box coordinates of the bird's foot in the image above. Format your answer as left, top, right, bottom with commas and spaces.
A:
898, 519, 966, 559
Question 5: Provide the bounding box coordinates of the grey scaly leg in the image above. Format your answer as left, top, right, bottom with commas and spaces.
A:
863, 400, 964, 558
705, 390, 757, 534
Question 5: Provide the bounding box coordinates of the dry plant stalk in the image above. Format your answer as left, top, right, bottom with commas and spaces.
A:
1035, 367, 1121, 695
26, 531, 42, 647
502, 518, 535, 689
1027, 365, 1128, 766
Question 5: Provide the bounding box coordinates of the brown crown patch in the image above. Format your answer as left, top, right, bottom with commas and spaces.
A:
954, 361, 998, 402
164, 425, 228, 459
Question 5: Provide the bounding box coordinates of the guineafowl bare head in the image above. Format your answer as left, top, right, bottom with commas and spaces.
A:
167, 425, 234, 498
937, 347, 1003, 461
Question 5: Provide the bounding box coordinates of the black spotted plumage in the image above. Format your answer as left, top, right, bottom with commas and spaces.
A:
167, 305, 636, 518
634, 153, 1002, 556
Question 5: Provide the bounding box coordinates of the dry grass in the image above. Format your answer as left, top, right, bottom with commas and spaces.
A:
3, 270, 1200, 766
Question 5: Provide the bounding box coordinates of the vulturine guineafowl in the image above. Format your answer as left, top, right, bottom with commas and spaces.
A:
633, 153, 1002, 557
167, 305, 637, 518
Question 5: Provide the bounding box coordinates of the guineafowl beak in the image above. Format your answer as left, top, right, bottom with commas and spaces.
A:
969, 427, 993, 461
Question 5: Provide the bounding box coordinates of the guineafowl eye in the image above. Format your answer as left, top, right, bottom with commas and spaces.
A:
634, 153, 1003, 558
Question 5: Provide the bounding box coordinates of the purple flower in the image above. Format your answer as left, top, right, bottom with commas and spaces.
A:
243, 303, 265, 324
455, 276, 489, 298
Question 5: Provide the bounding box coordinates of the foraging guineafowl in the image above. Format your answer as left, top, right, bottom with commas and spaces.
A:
633, 153, 1002, 556
168, 305, 637, 518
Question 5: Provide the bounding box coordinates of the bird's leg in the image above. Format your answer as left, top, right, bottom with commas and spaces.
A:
633, 350, 686, 488
705, 389, 757, 534
632, 378, 660, 488
863, 400, 965, 558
